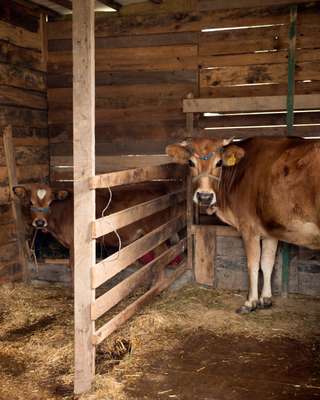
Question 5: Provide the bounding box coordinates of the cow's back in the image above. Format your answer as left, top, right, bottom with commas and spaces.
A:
224, 137, 320, 249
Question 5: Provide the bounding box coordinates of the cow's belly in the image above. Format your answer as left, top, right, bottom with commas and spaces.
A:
270, 220, 320, 250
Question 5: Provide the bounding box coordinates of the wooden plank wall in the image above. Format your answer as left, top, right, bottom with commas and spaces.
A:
0, 1, 48, 283
47, 2, 320, 185
198, 2, 320, 138
47, 6, 199, 184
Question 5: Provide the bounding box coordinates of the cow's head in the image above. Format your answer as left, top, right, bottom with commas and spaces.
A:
166, 138, 245, 208
13, 184, 69, 229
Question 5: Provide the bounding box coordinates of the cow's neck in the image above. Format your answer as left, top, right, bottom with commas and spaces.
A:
215, 207, 237, 228
215, 166, 241, 229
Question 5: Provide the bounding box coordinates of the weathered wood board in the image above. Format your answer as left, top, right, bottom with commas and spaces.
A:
0, 5, 48, 283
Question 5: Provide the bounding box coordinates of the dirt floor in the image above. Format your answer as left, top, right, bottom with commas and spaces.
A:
0, 283, 319, 400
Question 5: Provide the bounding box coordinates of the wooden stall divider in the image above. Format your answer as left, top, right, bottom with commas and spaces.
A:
92, 187, 186, 238
73, 0, 96, 394
92, 237, 187, 320
90, 163, 186, 189
3, 126, 30, 283
92, 212, 186, 288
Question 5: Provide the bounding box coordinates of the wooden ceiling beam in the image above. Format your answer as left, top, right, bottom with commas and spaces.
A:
149, 0, 163, 3
97, 0, 122, 11
14, 0, 61, 16
48, 0, 73, 11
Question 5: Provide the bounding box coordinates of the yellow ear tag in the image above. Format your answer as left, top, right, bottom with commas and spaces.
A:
226, 154, 236, 166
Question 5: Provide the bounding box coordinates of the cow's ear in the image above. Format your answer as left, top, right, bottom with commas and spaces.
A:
166, 143, 190, 164
222, 145, 245, 167
13, 185, 29, 199
55, 190, 69, 201
222, 137, 235, 147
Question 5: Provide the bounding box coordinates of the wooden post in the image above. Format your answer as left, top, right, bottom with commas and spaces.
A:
282, 5, 297, 298
3, 125, 30, 283
185, 92, 199, 225
193, 225, 216, 286
186, 92, 194, 136
187, 173, 194, 271
40, 13, 48, 69
73, 0, 96, 394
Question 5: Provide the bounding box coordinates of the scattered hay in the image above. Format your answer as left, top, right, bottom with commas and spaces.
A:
0, 283, 319, 400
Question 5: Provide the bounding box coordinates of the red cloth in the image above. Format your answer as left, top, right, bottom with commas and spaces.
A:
169, 254, 183, 266
139, 251, 155, 264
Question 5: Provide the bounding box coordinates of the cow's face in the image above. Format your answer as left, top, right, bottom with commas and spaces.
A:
13, 184, 69, 229
166, 138, 245, 207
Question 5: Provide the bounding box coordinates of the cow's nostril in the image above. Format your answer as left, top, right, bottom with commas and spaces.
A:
35, 219, 45, 227
197, 192, 214, 204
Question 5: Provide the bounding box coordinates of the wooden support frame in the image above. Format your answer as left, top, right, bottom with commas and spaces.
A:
93, 188, 186, 238
93, 260, 187, 346
74, 156, 187, 394
193, 225, 216, 287
92, 213, 186, 288
48, 0, 73, 10
98, 0, 122, 11
92, 238, 187, 320
90, 163, 187, 189
73, 0, 96, 395
183, 94, 320, 113
186, 174, 194, 272
282, 5, 298, 298
3, 125, 30, 283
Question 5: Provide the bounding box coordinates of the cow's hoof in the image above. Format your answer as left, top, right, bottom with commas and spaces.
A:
236, 305, 254, 314
258, 297, 273, 309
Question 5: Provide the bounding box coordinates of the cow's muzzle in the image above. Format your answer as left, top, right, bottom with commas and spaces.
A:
33, 218, 48, 228
193, 190, 216, 206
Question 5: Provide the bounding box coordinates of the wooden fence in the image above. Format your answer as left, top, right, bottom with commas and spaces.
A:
75, 162, 190, 392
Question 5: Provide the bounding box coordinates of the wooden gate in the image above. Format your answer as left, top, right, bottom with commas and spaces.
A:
74, 162, 191, 393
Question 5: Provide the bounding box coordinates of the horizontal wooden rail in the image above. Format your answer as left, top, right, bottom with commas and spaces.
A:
93, 188, 186, 238
92, 213, 186, 288
92, 260, 187, 345
191, 224, 240, 237
90, 163, 187, 189
183, 94, 320, 113
91, 237, 187, 320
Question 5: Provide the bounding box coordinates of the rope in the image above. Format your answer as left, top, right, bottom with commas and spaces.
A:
29, 229, 39, 274
100, 184, 122, 262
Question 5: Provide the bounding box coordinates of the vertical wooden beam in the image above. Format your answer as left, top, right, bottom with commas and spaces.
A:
185, 92, 199, 225
186, 92, 194, 136
193, 225, 216, 286
40, 13, 48, 69
73, 0, 96, 394
282, 5, 297, 298
187, 173, 194, 272
286, 5, 297, 134
3, 125, 30, 283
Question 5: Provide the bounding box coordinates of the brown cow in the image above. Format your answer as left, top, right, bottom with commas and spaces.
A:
13, 182, 179, 271
166, 137, 320, 313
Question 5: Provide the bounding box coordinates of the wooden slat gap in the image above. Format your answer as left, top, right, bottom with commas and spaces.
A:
91, 213, 186, 288
93, 187, 186, 238
92, 260, 187, 345
91, 237, 187, 320
90, 163, 187, 189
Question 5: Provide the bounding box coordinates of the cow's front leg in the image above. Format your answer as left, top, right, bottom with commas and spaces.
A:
237, 234, 261, 314
259, 238, 278, 309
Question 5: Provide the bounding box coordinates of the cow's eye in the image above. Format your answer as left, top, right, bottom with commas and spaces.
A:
188, 159, 195, 167
216, 159, 223, 167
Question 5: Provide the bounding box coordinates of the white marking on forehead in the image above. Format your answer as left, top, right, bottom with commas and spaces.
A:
37, 189, 47, 200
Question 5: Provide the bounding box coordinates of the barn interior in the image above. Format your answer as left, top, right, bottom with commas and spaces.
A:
0, 0, 320, 399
